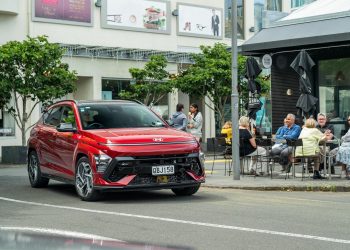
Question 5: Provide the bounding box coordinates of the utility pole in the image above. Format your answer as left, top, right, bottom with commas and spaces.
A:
231, 0, 240, 180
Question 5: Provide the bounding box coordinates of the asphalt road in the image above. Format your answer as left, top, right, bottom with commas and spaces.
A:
0, 166, 350, 250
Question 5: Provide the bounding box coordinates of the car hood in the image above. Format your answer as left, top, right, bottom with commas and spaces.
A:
82, 127, 197, 145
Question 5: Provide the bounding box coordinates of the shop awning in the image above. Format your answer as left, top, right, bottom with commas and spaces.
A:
241, 13, 350, 55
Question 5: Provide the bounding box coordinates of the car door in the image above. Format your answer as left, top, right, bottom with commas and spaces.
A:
37, 106, 63, 175
54, 105, 79, 180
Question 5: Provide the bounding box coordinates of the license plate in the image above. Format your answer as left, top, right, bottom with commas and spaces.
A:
152, 165, 175, 176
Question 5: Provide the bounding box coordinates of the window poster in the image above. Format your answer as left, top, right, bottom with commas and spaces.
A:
33, 0, 92, 26
178, 3, 223, 39
101, 0, 171, 34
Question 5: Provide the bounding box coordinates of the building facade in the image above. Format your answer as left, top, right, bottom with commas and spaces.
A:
0, 0, 315, 158
242, 0, 350, 138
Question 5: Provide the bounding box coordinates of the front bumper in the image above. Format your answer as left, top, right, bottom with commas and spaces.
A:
95, 153, 205, 188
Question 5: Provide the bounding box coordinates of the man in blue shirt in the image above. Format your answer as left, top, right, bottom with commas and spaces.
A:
271, 114, 301, 172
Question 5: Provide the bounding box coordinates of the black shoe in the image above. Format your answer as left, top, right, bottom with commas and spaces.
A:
313, 171, 325, 180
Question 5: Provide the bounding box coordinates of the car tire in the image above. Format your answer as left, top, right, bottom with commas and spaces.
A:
171, 184, 201, 196
28, 151, 49, 188
75, 156, 100, 201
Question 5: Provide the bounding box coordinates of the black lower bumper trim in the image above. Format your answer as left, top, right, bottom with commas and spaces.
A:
94, 181, 204, 192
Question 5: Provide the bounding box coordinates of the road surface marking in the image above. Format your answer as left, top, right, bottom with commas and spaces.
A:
1, 196, 349, 244
0, 226, 121, 241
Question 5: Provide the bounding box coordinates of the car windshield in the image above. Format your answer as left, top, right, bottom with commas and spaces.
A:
78, 103, 166, 130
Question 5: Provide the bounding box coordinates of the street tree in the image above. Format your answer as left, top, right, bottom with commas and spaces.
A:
174, 43, 270, 128
119, 55, 174, 106
0, 36, 77, 146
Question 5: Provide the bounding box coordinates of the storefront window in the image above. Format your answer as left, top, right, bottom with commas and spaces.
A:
255, 0, 285, 32
0, 109, 15, 137
225, 0, 244, 39
291, 0, 315, 8
319, 58, 350, 138
101, 78, 169, 120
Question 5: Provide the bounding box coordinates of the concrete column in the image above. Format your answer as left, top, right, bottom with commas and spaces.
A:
244, 0, 255, 40
282, 0, 292, 13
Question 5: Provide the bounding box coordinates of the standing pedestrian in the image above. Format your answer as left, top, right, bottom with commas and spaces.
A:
170, 103, 187, 131
187, 103, 203, 142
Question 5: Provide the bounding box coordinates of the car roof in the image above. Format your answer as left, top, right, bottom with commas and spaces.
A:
50, 99, 142, 106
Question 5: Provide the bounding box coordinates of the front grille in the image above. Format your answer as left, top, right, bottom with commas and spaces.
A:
104, 153, 203, 183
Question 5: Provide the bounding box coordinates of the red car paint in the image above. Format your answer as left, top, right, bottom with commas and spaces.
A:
27, 100, 205, 199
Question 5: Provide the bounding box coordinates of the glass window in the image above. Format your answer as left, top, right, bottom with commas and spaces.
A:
319, 58, 350, 138
225, 0, 244, 39
102, 78, 131, 100
266, 0, 282, 11
78, 103, 165, 130
255, 0, 284, 33
291, 0, 315, 8
61, 106, 76, 128
44, 107, 63, 127
0, 109, 15, 137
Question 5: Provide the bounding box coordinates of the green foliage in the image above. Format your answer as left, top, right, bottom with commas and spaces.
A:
173, 43, 270, 128
0, 36, 77, 145
63, 110, 76, 126
119, 55, 174, 106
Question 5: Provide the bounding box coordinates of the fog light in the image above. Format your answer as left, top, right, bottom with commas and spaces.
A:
94, 154, 111, 173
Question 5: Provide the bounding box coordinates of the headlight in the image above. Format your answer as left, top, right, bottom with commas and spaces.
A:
94, 154, 112, 173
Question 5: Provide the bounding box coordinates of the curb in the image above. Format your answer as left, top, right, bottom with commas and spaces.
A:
202, 184, 350, 192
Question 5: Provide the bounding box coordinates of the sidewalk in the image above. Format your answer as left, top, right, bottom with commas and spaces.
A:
203, 158, 350, 192
1, 162, 350, 192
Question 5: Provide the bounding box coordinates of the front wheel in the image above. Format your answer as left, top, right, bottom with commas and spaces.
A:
28, 151, 49, 188
172, 184, 201, 196
75, 157, 100, 201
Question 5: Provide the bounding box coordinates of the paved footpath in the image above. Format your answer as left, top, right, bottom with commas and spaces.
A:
204, 158, 350, 191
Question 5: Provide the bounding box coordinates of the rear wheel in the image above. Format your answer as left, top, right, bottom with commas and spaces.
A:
75, 157, 100, 201
28, 151, 49, 188
171, 184, 201, 196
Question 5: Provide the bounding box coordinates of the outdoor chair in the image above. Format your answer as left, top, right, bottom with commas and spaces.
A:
255, 138, 275, 179
287, 139, 319, 180
208, 137, 232, 175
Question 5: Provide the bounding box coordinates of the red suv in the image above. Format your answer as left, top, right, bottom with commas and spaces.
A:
27, 100, 205, 201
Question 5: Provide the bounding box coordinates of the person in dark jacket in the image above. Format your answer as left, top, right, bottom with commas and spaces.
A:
171, 103, 187, 131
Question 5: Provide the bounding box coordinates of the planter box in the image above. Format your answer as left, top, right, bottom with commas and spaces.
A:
2, 146, 27, 164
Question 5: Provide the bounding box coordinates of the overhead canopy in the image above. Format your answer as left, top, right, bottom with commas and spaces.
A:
241, 0, 350, 55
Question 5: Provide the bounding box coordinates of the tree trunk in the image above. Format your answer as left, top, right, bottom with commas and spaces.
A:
21, 97, 27, 146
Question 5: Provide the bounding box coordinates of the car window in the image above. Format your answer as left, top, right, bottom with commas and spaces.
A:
78, 103, 165, 130
60, 106, 76, 128
44, 107, 63, 127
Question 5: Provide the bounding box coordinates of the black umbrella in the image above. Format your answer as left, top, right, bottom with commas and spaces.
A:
290, 50, 318, 118
245, 57, 262, 94
245, 57, 262, 120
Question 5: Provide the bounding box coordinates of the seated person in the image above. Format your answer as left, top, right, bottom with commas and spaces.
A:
316, 112, 335, 173
239, 116, 266, 175
295, 118, 327, 179
221, 121, 232, 145
270, 114, 301, 172
330, 115, 350, 179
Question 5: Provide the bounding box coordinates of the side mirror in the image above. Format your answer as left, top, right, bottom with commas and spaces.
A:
56, 123, 77, 133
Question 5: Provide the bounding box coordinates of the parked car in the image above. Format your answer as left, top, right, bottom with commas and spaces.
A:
27, 100, 205, 201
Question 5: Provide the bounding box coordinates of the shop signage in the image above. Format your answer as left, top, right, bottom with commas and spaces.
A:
262, 54, 272, 69
33, 0, 92, 26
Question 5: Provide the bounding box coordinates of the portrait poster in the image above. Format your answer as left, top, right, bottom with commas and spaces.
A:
177, 3, 223, 39
33, 0, 92, 26
101, 0, 171, 34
